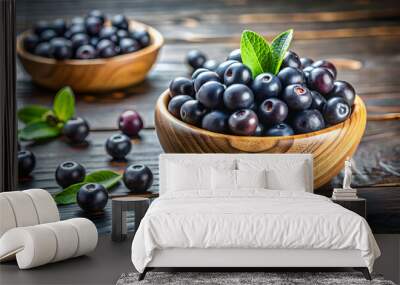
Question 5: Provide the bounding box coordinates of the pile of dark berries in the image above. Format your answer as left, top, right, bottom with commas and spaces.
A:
167, 49, 355, 136
23, 10, 152, 60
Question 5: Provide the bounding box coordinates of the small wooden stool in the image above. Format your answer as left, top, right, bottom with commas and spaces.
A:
111, 196, 150, 242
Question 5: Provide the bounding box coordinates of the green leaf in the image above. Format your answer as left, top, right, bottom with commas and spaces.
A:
270, 29, 294, 74
17, 105, 51, 124
240, 30, 271, 78
19, 121, 61, 141
53, 86, 75, 122
54, 170, 122, 205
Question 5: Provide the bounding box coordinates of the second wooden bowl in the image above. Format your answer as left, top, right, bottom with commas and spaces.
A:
16, 21, 164, 93
155, 90, 367, 188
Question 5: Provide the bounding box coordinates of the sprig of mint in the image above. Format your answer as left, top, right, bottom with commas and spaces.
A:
18, 86, 76, 141
240, 29, 294, 77
54, 170, 122, 205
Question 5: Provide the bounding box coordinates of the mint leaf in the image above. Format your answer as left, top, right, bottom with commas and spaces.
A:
54, 170, 122, 205
19, 121, 61, 141
17, 105, 51, 124
270, 29, 294, 74
240, 30, 270, 78
53, 86, 75, 122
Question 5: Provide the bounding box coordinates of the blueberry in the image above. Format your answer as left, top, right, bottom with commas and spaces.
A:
223, 84, 254, 111
215, 60, 237, 78
168, 95, 193, 119
75, 44, 96, 59
49, 38, 72, 59
169, 77, 195, 97
40, 29, 57, 42
281, 50, 301, 69
191, 68, 209, 79
105, 134, 132, 159
123, 164, 153, 193
89, 37, 99, 47
112, 14, 129, 30
85, 16, 102, 36
201, 110, 229, 133
251, 72, 282, 102
96, 39, 117, 58
203, 59, 219, 71
70, 17, 85, 26
227, 49, 242, 62
77, 183, 108, 212
63, 117, 90, 143
55, 161, 86, 188
300, 57, 314, 69
326, 80, 356, 106
18, 150, 36, 177
34, 42, 52, 57
71, 33, 89, 50
312, 60, 337, 79
277, 67, 305, 87
310, 91, 327, 112
23, 34, 39, 53
52, 19, 67, 36
87, 10, 106, 24
292, 109, 325, 134
99, 26, 118, 43
265, 123, 294, 136
258, 98, 288, 126
323, 97, 351, 125
307, 67, 334, 95
193, 71, 220, 92
116, 29, 129, 40
302, 66, 314, 80
180, 100, 208, 126
131, 29, 151, 48
65, 24, 86, 39
119, 38, 140, 54
224, 62, 252, 86
196, 81, 225, 109
186, 50, 207, 69
118, 110, 143, 137
228, 109, 258, 136
34, 20, 51, 36
254, 123, 265, 136
282, 84, 312, 110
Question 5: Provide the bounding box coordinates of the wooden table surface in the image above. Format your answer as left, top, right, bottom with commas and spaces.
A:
16, 0, 400, 233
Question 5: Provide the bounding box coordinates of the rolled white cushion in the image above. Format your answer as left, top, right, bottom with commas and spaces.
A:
0, 196, 17, 237
23, 189, 59, 224
1, 191, 39, 227
65, 218, 98, 257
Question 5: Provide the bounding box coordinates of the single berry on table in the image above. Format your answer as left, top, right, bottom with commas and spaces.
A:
203, 59, 219, 71
281, 50, 301, 69
201, 110, 229, 133
23, 34, 39, 53
310, 91, 327, 112
215, 60, 237, 78
227, 49, 242, 62
194, 71, 220, 92
265, 123, 294, 136
312, 60, 337, 79
307, 67, 334, 95
258, 98, 288, 126
300, 57, 314, 69
223, 62, 252, 86
169, 77, 195, 97
40, 29, 57, 42
196, 81, 225, 109
112, 14, 129, 30
55, 161, 86, 188
223, 84, 254, 111
186, 49, 207, 69
277, 67, 305, 87
180, 100, 208, 126
168, 95, 193, 119
228, 109, 258, 136
34, 42, 52, 57
118, 110, 143, 137
75, 45, 96, 59
85, 16, 102, 36
77, 183, 108, 212
323, 97, 351, 125
326, 80, 356, 106
292, 109, 325, 134
251, 72, 282, 102
192, 68, 209, 79
18, 150, 36, 177
282, 84, 312, 110
63, 117, 90, 143
131, 29, 151, 48
123, 164, 154, 193
105, 134, 132, 160
119, 38, 140, 54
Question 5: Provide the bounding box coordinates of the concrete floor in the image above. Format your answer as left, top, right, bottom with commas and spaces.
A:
0, 234, 134, 285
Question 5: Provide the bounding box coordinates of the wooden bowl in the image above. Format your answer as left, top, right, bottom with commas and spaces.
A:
155, 90, 367, 188
16, 21, 164, 93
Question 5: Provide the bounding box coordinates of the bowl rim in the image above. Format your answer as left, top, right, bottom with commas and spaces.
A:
157, 89, 366, 140
16, 20, 164, 66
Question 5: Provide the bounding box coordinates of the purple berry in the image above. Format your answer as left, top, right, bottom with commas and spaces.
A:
228, 109, 258, 136
118, 110, 143, 137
